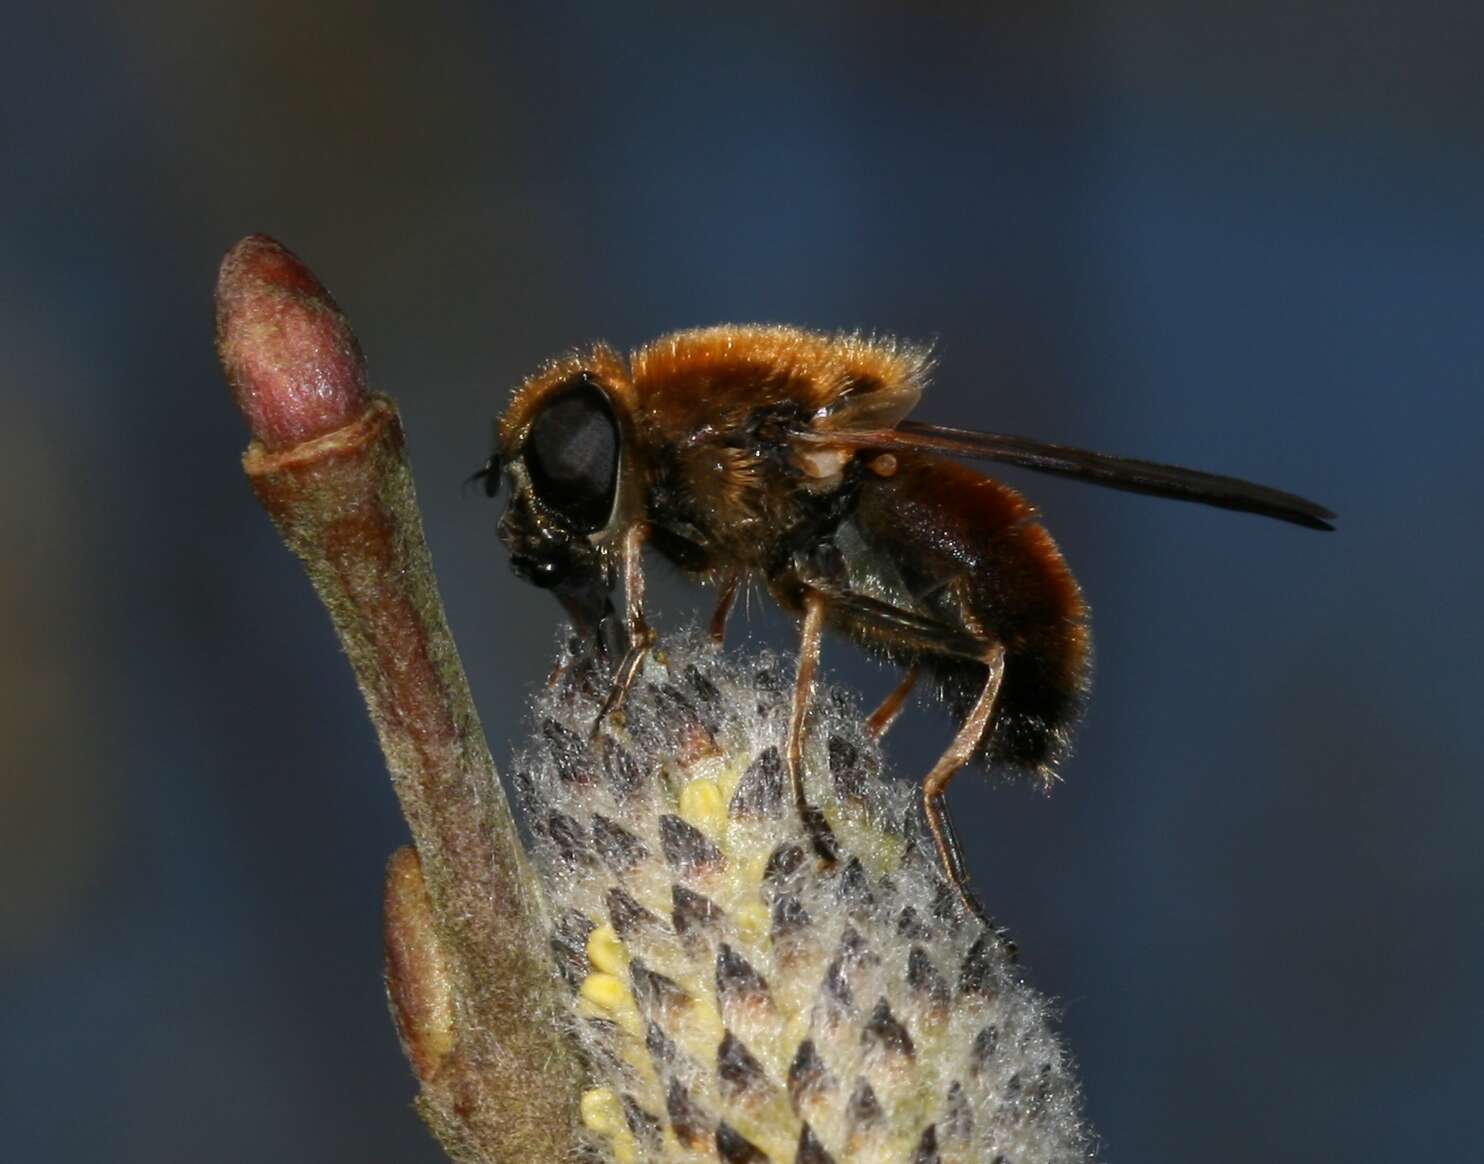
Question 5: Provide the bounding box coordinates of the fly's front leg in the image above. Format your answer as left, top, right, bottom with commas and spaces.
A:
708, 571, 741, 645
787, 589, 838, 863
592, 524, 654, 732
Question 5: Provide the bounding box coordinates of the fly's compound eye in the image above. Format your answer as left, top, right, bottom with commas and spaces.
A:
523, 375, 620, 533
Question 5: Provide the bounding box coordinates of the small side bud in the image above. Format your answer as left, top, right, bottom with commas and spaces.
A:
382, 847, 455, 1083
215, 234, 369, 450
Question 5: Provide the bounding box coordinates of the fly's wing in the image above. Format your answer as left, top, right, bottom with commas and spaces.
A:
802, 419, 1335, 530
811, 372, 923, 432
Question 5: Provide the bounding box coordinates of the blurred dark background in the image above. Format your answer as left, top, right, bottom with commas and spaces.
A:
3, 3, 1480, 1160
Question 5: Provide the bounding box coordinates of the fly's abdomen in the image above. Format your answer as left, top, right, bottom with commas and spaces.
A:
851, 456, 1092, 779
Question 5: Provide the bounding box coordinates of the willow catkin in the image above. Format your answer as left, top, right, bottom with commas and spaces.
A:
513, 631, 1097, 1164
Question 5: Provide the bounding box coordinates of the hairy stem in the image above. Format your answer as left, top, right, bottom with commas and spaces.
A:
218, 234, 584, 1163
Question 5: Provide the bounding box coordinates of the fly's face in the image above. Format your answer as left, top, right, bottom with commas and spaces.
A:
486, 370, 629, 637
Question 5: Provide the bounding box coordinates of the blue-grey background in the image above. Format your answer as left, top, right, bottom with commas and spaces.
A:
3, 3, 1479, 1161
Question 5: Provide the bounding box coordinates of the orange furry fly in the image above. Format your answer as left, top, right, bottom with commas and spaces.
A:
478, 325, 1334, 921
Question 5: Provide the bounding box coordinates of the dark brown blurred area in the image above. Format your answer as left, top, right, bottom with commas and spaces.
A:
3, 2, 1480, 1161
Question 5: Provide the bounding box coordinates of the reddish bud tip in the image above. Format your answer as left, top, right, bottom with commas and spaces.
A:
215, 234, 370, 450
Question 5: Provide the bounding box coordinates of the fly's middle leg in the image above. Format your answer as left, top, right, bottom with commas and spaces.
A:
786, 589, 838, 864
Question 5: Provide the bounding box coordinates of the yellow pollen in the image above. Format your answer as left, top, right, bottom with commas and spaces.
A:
678, 778, 725, 836
579, 972, 631, 1014
734, 901, 770, 944
586, 923, 627, 976
579, 1087, 622, 1135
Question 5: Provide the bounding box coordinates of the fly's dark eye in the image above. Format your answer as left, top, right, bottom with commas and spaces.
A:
523, 376, 620, 533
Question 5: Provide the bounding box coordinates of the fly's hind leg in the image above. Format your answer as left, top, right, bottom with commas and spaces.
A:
790, 583, 1008, 929
921, 641, 1005, 927
787, 590, 839, 863
592, 524, 655, 733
